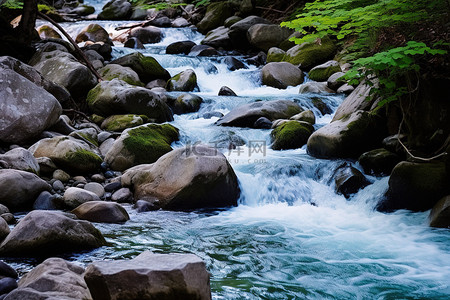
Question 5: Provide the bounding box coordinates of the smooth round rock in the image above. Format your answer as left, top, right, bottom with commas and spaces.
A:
84, 182, 105, 198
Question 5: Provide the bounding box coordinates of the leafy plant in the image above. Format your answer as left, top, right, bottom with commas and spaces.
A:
0, 0, 23, 9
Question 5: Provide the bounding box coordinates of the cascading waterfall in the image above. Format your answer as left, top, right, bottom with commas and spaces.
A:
28, 13, 450, 300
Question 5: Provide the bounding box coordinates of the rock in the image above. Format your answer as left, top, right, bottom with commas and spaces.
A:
111, 188, 133, 203
224, 16, 242, 27
308, 60, 342, 82
271, 120, 314, 150
0, 218, 10, 242
98, 0, 132, 20
32, 50, 97, 98
172, 17, 190, 27
104, 181, 122, 193
83, 43, 113, 61
87, 79, 173, 123
166, 69, 198, 92
0, 213, 15, 225
129, 26, 162, 44
166, 41, 196, 55
311, 97, 332, 115
262, 62, 304, 89
149, 16, 172, 27
122, 145, 240, 210
0, 261, 17, 279
337, 83, 355, 94
218, 86, 237, 96
145, 79, 167, 89
0, 205, 9, 216
71, 5, 95, 16
189, 45, 219, 56
105, 123, 179, 172
75, 23, 112, 45
173, 93, 203, 114
0, 68, 62, 145
98, 64, 144, 86
84, 182, 105, 198
0, 170, 51, 212
429, 196, 450, 228
203, 111, 224, 119
0, 277, 17, 295
253, 117, 272, 129
216, 100, 303, 128
69, 128, 99, 147
52, 180, 63, 191
332, 81, 377, 121
378, 162, 450, 212
229, 16, 271, 49
130, 7, 148, 20
299, 82, 335, 94
37, 25, 61, 39
109, 52, 170, 83
134, 199, 158, 212
84, 251, 211, 300
267, 47, 286, 63
290, 110, 315, 124
124, 37, 145, 49
334, 164, 370, 198
382, 134, 407, 156
37, 157, 57, 175
101, 114, 147, 132
72, 201, 129, 224
283, 36, 336, 70
327, 71, 346, 90
210, 131, 246, 149
224, 56, 247, 71
29, 136, 102, 174
247, 24, 292, 51
307, 110, 385, 158
50, 116, 76, 135
201, 26, 232, 49
5, 258, 91, 300
246, 51, 267, 66
33, 191, 62, 210
53, 169, 71, 182
196, 1, 234, 34
63, 187, 101, 209
358, 148, 402, 176
0, 147, 39, 174
0, 210, 105, 256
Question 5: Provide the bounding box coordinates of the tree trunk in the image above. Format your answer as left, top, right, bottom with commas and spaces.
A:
18, 0, 37, 45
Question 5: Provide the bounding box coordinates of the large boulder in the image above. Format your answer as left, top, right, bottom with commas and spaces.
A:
307, 110, 385, 158
271, 121, 314, 150
122, 145, 240, 210
196, 1, 234, 34
216, 100, 303, 128
166, 69, 198, 92
129, 26, 162, 44
262, 62, 304, 89
105, 123, 179, 171
201, 26, 232, 49
29, 136, 102, 174
247, 24, 292, 51
283, 36, 336, 70
84, 251, 211, 300
0, 68, 62, 144
5, 258, 92, 300
98, 64, 144, 86
429, 195, 450, 228
332, 81, 377, 121
0, 169, 51, 211
358, 148, 402, 176
378, 161, 450, 212
75, 23, 112, 44
0, 210, 106, 256
87, 79, 173, 122
229, 16, 271, 49
0, 147, 40, 174
109, 52, 170, 83
98, 0, 132, 20
72, 201, 129, 224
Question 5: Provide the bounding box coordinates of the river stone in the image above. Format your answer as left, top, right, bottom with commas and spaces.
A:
0, 147, 39, 174
308, 60, 342, 82
33, 191, 63, 211
53, 169, 70, 182
0, 261, 17, 279
37, 25, 62, 39
129, 26, 162, 44
98, 0, 132, 20
307, 110, 386, 159
172, 17, 190, 27
166, 69, 198, 92
267, 47, 286, 63
0, 68, 62, 145
84, 251, 211, 300
196, 1, 234, 34
0, 169, 51, 212
166, 41, 196, 55
109, 52, 170, 83
111, 188, 133, 203
218, 86, 237, 96
262, 62, 304, 89
334, 164, 370, 198
124, 37, 145, 49
291, 110, 315, 125
224, 57, 247, 71
174, 93, 203, 114
101, 114, 147, 132
429, 195, 450, 228
216, 100, 303, 128
201, 26, 232, 49
229, 16, 271, 49
75, 23, 112, 45
98, 64, 144, 86
29, 136, 102, 174
189, 45, 219, 56
0, 218, 10, 242
105, 123, 179, 172
87, 79, 173, 123
337, 83, 355, 94
69, 128, 99, 147
271, 120, 314, 150
283, 36, 336, 70
5, 258, 91, 300
32, 50, 97, 98
358, 148, 402, 176
378, 161, 450, 212
332, 81, 377, 121
122, 145, 240, 210
63, 187, 101, 209
0, 210, 105, 256
247, 24, 292, 51
299, 82, 334, 94
71, 4, 95, 16
72, 201, 129, 224
327, 71, 346, 90
84, 182, 105, 198
149, 16, 172, 27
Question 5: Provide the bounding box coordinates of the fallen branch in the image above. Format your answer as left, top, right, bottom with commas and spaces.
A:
37, 11, 103, 83
115, 16, 156, 31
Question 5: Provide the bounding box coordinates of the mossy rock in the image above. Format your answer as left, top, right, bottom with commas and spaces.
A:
174, 94, 203, 114
101, 114, 148, 132
37, 25, 62, 39
98, 0, 132, 20
196, 2, 235, 34
65, 148, 103, 172
166, 69, 198, 92
358, 148, 402, 176
90, 114, 105, 125
283, 36, 337, 70
308, 60, 342, 82
98, 64, 144, 86
271, 120, 314, 150
267, 47, 285, 63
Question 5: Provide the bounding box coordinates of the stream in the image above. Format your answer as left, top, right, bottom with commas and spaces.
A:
24, 12, 450, 300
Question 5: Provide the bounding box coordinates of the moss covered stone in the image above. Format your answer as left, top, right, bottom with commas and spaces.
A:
166, 69, 198, 92
98, 0, 132, 20
65, 148, 103, 172
308, 60, 342, 82
271, 120, 314, 150
283, 36, 337, 70
174, 94, 203, 114
196, 2, 234, 34
101, 114, 147, 132
98, 64, 144, 86
267, 47, 286, 63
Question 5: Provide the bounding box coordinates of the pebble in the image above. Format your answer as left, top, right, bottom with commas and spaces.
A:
104, 181, 121, 193
98, 131, 113, 144
84, 182, 105, 198
52, 180, 65, 191
111, 188, 133, 203
73, 176, 87, 183
104, 171, 115, 178
91, 174, 105, 183
53, 169, 71, 182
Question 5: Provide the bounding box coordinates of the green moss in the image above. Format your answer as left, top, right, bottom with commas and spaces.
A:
267, 51, 285, 63
103, 114, 144, 132
66, 148, 102, 170
77, 132, 98, 147
271, 121, 313, 150
86, 84, 102, 107
285, 105, 303, 118
123, 124, 179, 165
90, 114, 105, 125
308, 64, 342, 82
283, 36, 336, 70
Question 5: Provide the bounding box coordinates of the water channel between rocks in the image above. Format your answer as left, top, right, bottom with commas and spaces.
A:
15, 17, 450, 299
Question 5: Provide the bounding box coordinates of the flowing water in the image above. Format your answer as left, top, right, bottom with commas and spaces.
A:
24, 13, 450, 299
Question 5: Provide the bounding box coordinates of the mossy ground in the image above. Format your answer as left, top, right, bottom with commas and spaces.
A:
271, 120, 313, 150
